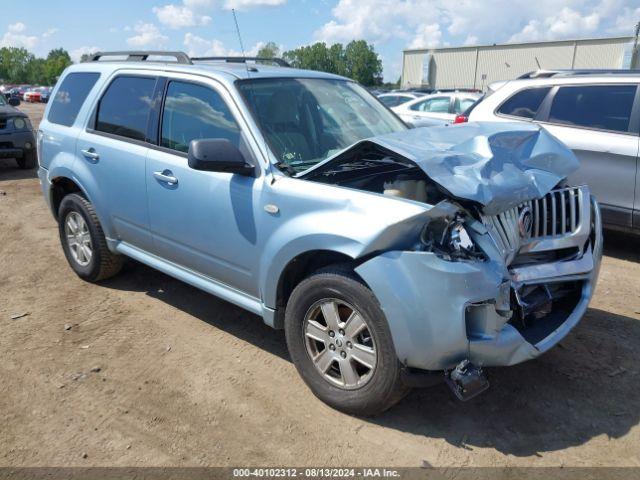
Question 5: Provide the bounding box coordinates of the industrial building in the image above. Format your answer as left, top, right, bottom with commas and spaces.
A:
401, 36, 638, 90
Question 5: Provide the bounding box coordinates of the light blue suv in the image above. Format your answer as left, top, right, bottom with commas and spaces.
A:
38, 51, 602, 415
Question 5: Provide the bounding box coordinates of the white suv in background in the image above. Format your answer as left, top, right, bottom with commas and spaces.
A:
466, 71, 640, 234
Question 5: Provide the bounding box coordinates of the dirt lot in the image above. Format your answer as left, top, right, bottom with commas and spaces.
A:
1, 103, 639, 468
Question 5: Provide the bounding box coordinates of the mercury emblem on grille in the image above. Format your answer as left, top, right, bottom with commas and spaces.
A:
518, 206, 533, 239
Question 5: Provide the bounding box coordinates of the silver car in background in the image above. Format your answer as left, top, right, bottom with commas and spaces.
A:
393, 91, 480, 127
467, 70, 640, 234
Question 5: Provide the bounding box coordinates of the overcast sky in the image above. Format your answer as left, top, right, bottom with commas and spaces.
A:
1, 0, 639, 80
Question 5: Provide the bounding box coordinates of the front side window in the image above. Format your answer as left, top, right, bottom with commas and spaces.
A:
161, 81, 241, 153
237, 78, 405, 173
548, 85, 636, 133
497, 87, 551, 119
95, 76, 156, 141
410, 97, 450, 113
48, 72, 100, 127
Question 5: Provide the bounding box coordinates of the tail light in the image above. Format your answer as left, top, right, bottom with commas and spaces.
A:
453, 114, 468, 124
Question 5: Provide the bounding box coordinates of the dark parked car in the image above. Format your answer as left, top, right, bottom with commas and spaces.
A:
39, 86, 53, 103
0, 94, 36, 169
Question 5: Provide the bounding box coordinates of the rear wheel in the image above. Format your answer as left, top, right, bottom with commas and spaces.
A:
58, 193, 123, 282
285, 268, 408, 416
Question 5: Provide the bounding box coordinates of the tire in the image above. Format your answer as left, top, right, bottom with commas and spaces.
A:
285, 267, 409, 416
16, 150, 37, 169
58, 193, 123, 282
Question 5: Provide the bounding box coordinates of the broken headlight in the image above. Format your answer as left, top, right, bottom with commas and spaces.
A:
420, 214, 485, 261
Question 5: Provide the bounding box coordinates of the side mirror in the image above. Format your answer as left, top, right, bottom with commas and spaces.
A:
8, 97, 20, 107
188, 138, 254, 175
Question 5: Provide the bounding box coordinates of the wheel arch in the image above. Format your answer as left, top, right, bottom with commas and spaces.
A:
50, 176, 84, 220
268, 248, 372, 329
46, 165, 115, 240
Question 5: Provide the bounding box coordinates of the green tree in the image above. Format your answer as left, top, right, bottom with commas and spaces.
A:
283, 41, 383, 86
43, 48, 72, 85
344, 40, 383, 86
26, 58, 46, 84
0, 47, 35, 84
257, 41, 280, 59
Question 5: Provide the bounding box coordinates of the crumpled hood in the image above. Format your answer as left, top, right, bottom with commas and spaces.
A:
301, 122, 580, 215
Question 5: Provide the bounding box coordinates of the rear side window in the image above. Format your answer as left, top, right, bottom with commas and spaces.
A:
379, 96, 399, 107
95, 76, 156, 141
160, 81, 241, 153
497, 87, 550, 119
548, 85, 636, 133
410, 97, 450, 113
454, 97, 476, 114
48, 72, 100, 127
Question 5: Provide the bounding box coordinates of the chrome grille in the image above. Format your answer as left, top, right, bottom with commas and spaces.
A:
482, 186, 588, 263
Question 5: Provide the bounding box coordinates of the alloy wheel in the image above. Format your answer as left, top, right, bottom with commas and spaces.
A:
303, 298, 377, 390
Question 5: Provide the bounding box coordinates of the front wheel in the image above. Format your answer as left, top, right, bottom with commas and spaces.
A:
285, 268, 408, 416
16, 150, 37, 169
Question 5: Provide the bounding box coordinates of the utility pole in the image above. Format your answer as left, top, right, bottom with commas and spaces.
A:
633, 21, 640, 69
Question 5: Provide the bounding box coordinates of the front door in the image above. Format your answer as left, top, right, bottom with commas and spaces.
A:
146, 78, 262, 297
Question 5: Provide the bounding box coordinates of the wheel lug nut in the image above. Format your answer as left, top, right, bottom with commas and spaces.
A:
329, 344, 335, 351
346, 341, 352, 348
340, 351, 347, 358
339, 329, 345, 336
328, 331, 335, 337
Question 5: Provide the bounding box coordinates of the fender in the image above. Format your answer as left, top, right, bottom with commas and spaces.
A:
260, 232, 364, 310
47, 162, 115, 242
257, 177, 436, 310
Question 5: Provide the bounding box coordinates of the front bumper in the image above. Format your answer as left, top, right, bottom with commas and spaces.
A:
355, 196, 603, 371
0, 130, 36, 158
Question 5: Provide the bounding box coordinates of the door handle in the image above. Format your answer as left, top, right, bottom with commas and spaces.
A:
81, 148, 100, 161
153, 170, 178, 186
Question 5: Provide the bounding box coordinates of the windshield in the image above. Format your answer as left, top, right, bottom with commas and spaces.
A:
237, 78, 406, 173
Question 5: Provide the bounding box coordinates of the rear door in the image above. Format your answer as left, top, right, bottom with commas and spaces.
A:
538, 84, 639, 230
75, 74, 157, 250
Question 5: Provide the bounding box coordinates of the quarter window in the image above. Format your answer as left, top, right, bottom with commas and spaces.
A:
548, 85, 636, 133
410, 97, 450, 113
95, 76, 156, 141
454, 97, 476, 114
48, 72, 100, 127
497, 87, 550, 119
161, 81, 241, 153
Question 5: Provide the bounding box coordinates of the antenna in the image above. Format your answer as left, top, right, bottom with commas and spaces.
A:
231, 9, 278, 181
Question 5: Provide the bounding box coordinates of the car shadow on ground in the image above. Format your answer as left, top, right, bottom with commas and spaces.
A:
0, 159, 37, 181
603, 229, 640, 263
373, 306, 640, 457
102, 261, 639, 458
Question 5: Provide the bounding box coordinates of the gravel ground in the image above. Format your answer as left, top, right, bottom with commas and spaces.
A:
1, 103, 639, 468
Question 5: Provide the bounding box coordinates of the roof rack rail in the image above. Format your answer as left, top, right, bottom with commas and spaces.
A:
191, 56, 291, 67
86, 51, 192, 65
518, 69, 640, 79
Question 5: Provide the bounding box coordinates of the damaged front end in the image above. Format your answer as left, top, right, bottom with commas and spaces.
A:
300, 122, 603, 386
